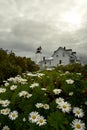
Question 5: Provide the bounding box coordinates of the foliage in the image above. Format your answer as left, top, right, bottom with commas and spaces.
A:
0, 48, 39, 84
0, 66, 87, 130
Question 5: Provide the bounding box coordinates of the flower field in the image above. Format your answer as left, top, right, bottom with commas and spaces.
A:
0, 68, 87, 130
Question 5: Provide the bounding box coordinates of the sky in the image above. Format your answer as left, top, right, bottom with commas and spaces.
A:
0, 0, 87, 61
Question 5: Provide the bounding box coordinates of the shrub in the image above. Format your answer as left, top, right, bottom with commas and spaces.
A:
0, 69, 87, 130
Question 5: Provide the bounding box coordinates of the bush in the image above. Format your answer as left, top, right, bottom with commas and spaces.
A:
0, 69, 87, 130
0, 48, 39, 84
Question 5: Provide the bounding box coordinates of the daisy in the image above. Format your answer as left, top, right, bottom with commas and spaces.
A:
55, 97, 64, 105
73, 107, 84, 118
71, 119, 86, 130
18, 91, 32, 98
20, 78, 27, 85
7, 77, 15, 82
29, 83, 39, 89
65, 71, 70, 74
35, 103, 43, 108
23, 117, 26, 122
10, 85, 17, 91
9, 111, 18, 120
58, 101, 71, 113
43, 104, 50, 110
1, 108, 10, 115
76, 73, 81, 75
66, 79, 74, 84
26, 93, 32, 98
0, 88, 6, 93
53, 89, 62, 95
4, 82, 9, 87
84, 101, 87, 105
41, 88, 47, 91
2, 100, 10, 107
27, 72, 37, 77
36, 116, 47, 126
29, 111, 40, 123
69, 92, 74, 96
2, 125, 10, 130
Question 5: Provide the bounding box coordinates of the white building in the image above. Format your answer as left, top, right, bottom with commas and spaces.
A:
39, 47, 80, 69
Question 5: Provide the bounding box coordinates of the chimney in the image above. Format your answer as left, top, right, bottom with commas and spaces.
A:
64, 46, 66, 50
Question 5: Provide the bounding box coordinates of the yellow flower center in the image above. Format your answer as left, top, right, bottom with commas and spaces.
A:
39, 119, 44, 123
76, 111, 80, 114
76, 124, 81, 129
5, 103, 8, 105
4, 128, 8, 130
12, 114, 16, 117
44, 105, 48, 108
32, 115, 36, 119
2, 110, 5, 113
63, 105, 67, 109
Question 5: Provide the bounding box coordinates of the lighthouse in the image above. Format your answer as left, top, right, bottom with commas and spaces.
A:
35, 46, 42, 64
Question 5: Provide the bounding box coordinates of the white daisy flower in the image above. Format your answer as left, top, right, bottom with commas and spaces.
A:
76, 73, 81, 75
41, 88, 47, 91
0, 88, 6, 93
29, 83, 39, 89
29, 111, 40, 123
2, 125, 10, 130
9, 111, 18, 120
66, 79, 74, 84
53, 89, 62, 95
71, 119, 86, 130
12, 76, 27, 84
69, 92, 74, 96
10, 85, 17, 91
7, 77, 15, 82
84, 101, 87, 105
23, 117, 26, 122
73, 107, 84, 118
2, 100, 10, 107
20, 78, 27, 85
55, 97, 65, 105
58, 101, 71, 113
43, 104, 50, 110
1, 108, 10, 115
46, 68, 54, 71
26, 93, 32, 98
36, 116, 47, 126
35, 103, 43, 108
27, 73, 37, 77
18, 91, 32, 98
4, 82, 9, 87
65, 71, 70, 74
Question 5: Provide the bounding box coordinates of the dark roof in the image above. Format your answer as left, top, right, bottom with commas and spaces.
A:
66, 49, 72, 51
72, 52, 76, 54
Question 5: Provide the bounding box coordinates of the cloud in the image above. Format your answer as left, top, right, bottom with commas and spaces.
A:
0, 0, 87, 60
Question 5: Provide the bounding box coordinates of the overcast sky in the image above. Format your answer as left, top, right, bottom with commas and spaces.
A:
0, 0, 87, 61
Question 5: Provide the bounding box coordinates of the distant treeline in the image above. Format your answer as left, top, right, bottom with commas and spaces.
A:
0, 48, 39, 84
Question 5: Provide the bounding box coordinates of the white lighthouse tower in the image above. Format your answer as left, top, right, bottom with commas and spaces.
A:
35, 46, 42, 64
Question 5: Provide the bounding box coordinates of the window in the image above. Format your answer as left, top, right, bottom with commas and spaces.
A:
45, 61, 46, 64
59, 60, 62, 64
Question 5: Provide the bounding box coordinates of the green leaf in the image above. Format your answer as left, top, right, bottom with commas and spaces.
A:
47, 110, 68, 130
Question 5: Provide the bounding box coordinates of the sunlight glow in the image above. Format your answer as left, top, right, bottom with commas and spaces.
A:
62, 11, 82, 30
